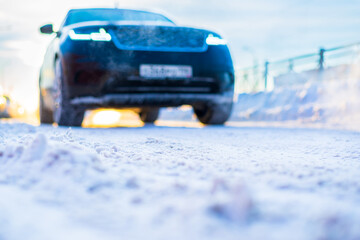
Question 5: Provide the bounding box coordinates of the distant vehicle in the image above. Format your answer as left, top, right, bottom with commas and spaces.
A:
39, 8, 234, 126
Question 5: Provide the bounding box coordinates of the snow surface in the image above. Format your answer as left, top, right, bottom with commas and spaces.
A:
1, 122, 360, 240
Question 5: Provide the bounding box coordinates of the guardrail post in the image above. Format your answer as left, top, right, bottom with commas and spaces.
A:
319, 48, 325, 70
264, 61, 269, 90
288, 59, 294, 71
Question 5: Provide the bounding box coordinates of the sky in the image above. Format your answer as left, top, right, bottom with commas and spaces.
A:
0, 0, 360, 111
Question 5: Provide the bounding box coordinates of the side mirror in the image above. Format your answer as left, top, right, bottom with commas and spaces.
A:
40, 24, 54, 34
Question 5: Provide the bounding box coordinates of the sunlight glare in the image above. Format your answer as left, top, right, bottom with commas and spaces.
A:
92, 109, 122, 126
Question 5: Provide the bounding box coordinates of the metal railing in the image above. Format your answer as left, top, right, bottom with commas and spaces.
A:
236, 41, 360, 93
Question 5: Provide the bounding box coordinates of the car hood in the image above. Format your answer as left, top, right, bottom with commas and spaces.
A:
62, 21, 220, 38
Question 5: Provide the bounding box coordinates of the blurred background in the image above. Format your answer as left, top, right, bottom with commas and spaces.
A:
1, 0, 360, 127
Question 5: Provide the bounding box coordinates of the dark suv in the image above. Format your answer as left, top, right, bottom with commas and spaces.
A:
39, 8, 235, 126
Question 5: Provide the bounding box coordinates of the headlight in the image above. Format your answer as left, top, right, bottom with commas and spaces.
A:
206, 34, 227, 46
69, 28, 111, 41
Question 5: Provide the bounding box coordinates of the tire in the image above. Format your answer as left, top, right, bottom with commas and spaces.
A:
139, 108, 160, 123
39, 90, 54, 124
53, 60, 85, 127
193, 101, 233, 125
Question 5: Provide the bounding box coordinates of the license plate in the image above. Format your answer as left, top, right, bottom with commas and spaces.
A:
140, 64, 193, 78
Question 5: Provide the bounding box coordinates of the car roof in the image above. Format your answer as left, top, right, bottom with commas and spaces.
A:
61, 8, 175, 28
68, 8, 157, 15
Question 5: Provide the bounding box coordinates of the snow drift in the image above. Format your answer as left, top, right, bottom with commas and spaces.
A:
1, 121, 360, 240
160, 64, 360, 130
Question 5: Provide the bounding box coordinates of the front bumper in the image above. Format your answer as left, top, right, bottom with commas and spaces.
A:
70, 92, 234, 109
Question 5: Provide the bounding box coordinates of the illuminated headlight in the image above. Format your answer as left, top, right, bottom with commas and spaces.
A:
69, 28, 111, 41
206, 34, 227, 46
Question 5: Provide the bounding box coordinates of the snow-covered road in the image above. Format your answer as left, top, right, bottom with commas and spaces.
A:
1, 122, 360, 240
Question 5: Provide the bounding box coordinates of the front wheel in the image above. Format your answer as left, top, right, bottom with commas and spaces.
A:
139, 108, 160, 123
193, 102, 233, 125
53, 60, 85, 127
54, 104, 85, 127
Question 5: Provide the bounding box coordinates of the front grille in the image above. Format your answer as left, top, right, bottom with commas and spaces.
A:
103, 76, 218, 94
112, 86, 212, 93
111, 26, 207, 52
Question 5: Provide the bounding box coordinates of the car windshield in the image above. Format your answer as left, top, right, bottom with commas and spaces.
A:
64, 9, 174, 26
